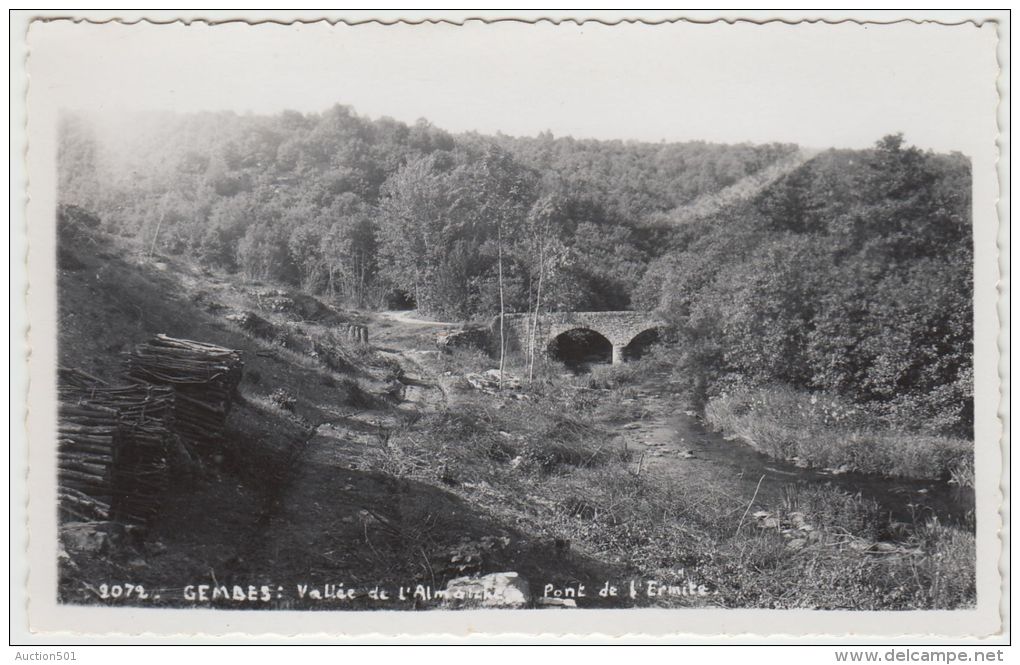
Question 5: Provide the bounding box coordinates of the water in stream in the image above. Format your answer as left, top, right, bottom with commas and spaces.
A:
553, 351, 975, 531
618, 388, 975, 531
675, 412, 973, 528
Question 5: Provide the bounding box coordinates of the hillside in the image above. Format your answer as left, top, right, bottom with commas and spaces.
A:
58, 106, 800, 317
57, 219, 974, 611
54, 105, 976, 611
56, 222, 629, 608
665, 147, 817, 224
635, 137, 973, 439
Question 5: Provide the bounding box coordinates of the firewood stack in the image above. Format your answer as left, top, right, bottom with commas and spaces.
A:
101, 383, 175, 525
57, 400, 119, 522
57, 336, 242, 528
58, 367, 176, 525
124, 335, 243, 457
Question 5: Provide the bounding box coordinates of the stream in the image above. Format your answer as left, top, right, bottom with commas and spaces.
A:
374, 317, 975, 532
618, 389, 975, 530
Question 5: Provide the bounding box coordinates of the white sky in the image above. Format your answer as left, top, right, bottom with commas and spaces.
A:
28, 18, 999, 153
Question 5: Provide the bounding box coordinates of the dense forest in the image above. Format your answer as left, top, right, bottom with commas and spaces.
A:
57, 106, 799, 314
637, 135, 973, 437
57, 105, 973, 437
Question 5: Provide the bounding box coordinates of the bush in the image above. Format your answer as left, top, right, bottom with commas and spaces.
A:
582, 363, 643, 391
522, 417, 624, 473
904, 519, 976, 609
779, 486, 884, 541
340, 377, 380, 410
439, 347, 494, 376
57, 203, 102, 239
268, 388, 297, 412
704, 385, 972, 480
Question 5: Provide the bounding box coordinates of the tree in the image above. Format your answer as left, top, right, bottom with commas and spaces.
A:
376, 154, 472, 317
56, 109, 973, 436
518, 194, 570, 380
319, 195, 378, 307
470, 147, 538, 385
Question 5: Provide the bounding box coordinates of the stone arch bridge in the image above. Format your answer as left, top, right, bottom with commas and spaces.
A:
492, 311, 665, 364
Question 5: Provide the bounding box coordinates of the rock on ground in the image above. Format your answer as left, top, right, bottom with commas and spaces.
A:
59, 521, 128, 554
436, 327, 489, 353
442, 571, 530, 609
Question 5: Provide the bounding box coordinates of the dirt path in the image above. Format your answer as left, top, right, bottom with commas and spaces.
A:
226, 313, 463, 605
231, 309, 631, 608
376, 309, 460, 327
369, 310, 463, 413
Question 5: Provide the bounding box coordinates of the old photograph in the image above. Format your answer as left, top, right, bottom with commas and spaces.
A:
16, 12, 1005, 640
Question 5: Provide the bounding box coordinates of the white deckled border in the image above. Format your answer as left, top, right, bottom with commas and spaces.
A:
11, 10, 1009, 643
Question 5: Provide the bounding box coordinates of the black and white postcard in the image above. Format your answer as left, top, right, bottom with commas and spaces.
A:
13, 10, 1008, 642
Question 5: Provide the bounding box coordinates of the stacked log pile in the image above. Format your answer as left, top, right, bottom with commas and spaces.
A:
58, 368, 176, 525
125, 335, 243, 457
102, 383, 175, 525
57, 400, 119, 522
58, 335, 242, 528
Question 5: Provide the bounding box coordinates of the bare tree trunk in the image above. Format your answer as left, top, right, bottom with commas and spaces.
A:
525, 271, 534, 372
529, 238, 545, 383
147, 192, 170, 259
497, 221, 506, 390
356, 253, 366, 308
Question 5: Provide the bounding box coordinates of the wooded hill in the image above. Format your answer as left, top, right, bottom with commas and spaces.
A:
58, 105, 799, 314
58, 106, 973, 436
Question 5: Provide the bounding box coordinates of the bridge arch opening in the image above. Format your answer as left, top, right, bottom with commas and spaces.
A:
548, 328, 613, 368
622, 328, 663, 361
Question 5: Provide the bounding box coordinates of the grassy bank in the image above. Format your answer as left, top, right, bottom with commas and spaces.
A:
704, 385, 973, 486
358, 351, 975, 610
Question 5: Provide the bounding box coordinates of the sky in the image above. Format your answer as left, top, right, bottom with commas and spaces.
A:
28, 18, 999, 153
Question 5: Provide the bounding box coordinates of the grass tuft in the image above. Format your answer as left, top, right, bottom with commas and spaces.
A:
704, 385, 972, 481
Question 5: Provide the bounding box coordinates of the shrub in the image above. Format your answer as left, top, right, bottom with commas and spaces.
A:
522, 417, 624, 473
949, 454, 974, 489
597, 399, 651, 424
779, 486, 884, 541
583, 363, 642, 391
268, 388, 297, 412
340, 377, 379, 410
439, 347, 494, 376
704, 385, 972, 480
904, 519, 976, 609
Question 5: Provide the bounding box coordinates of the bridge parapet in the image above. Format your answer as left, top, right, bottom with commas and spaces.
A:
492, 311, 665, 364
